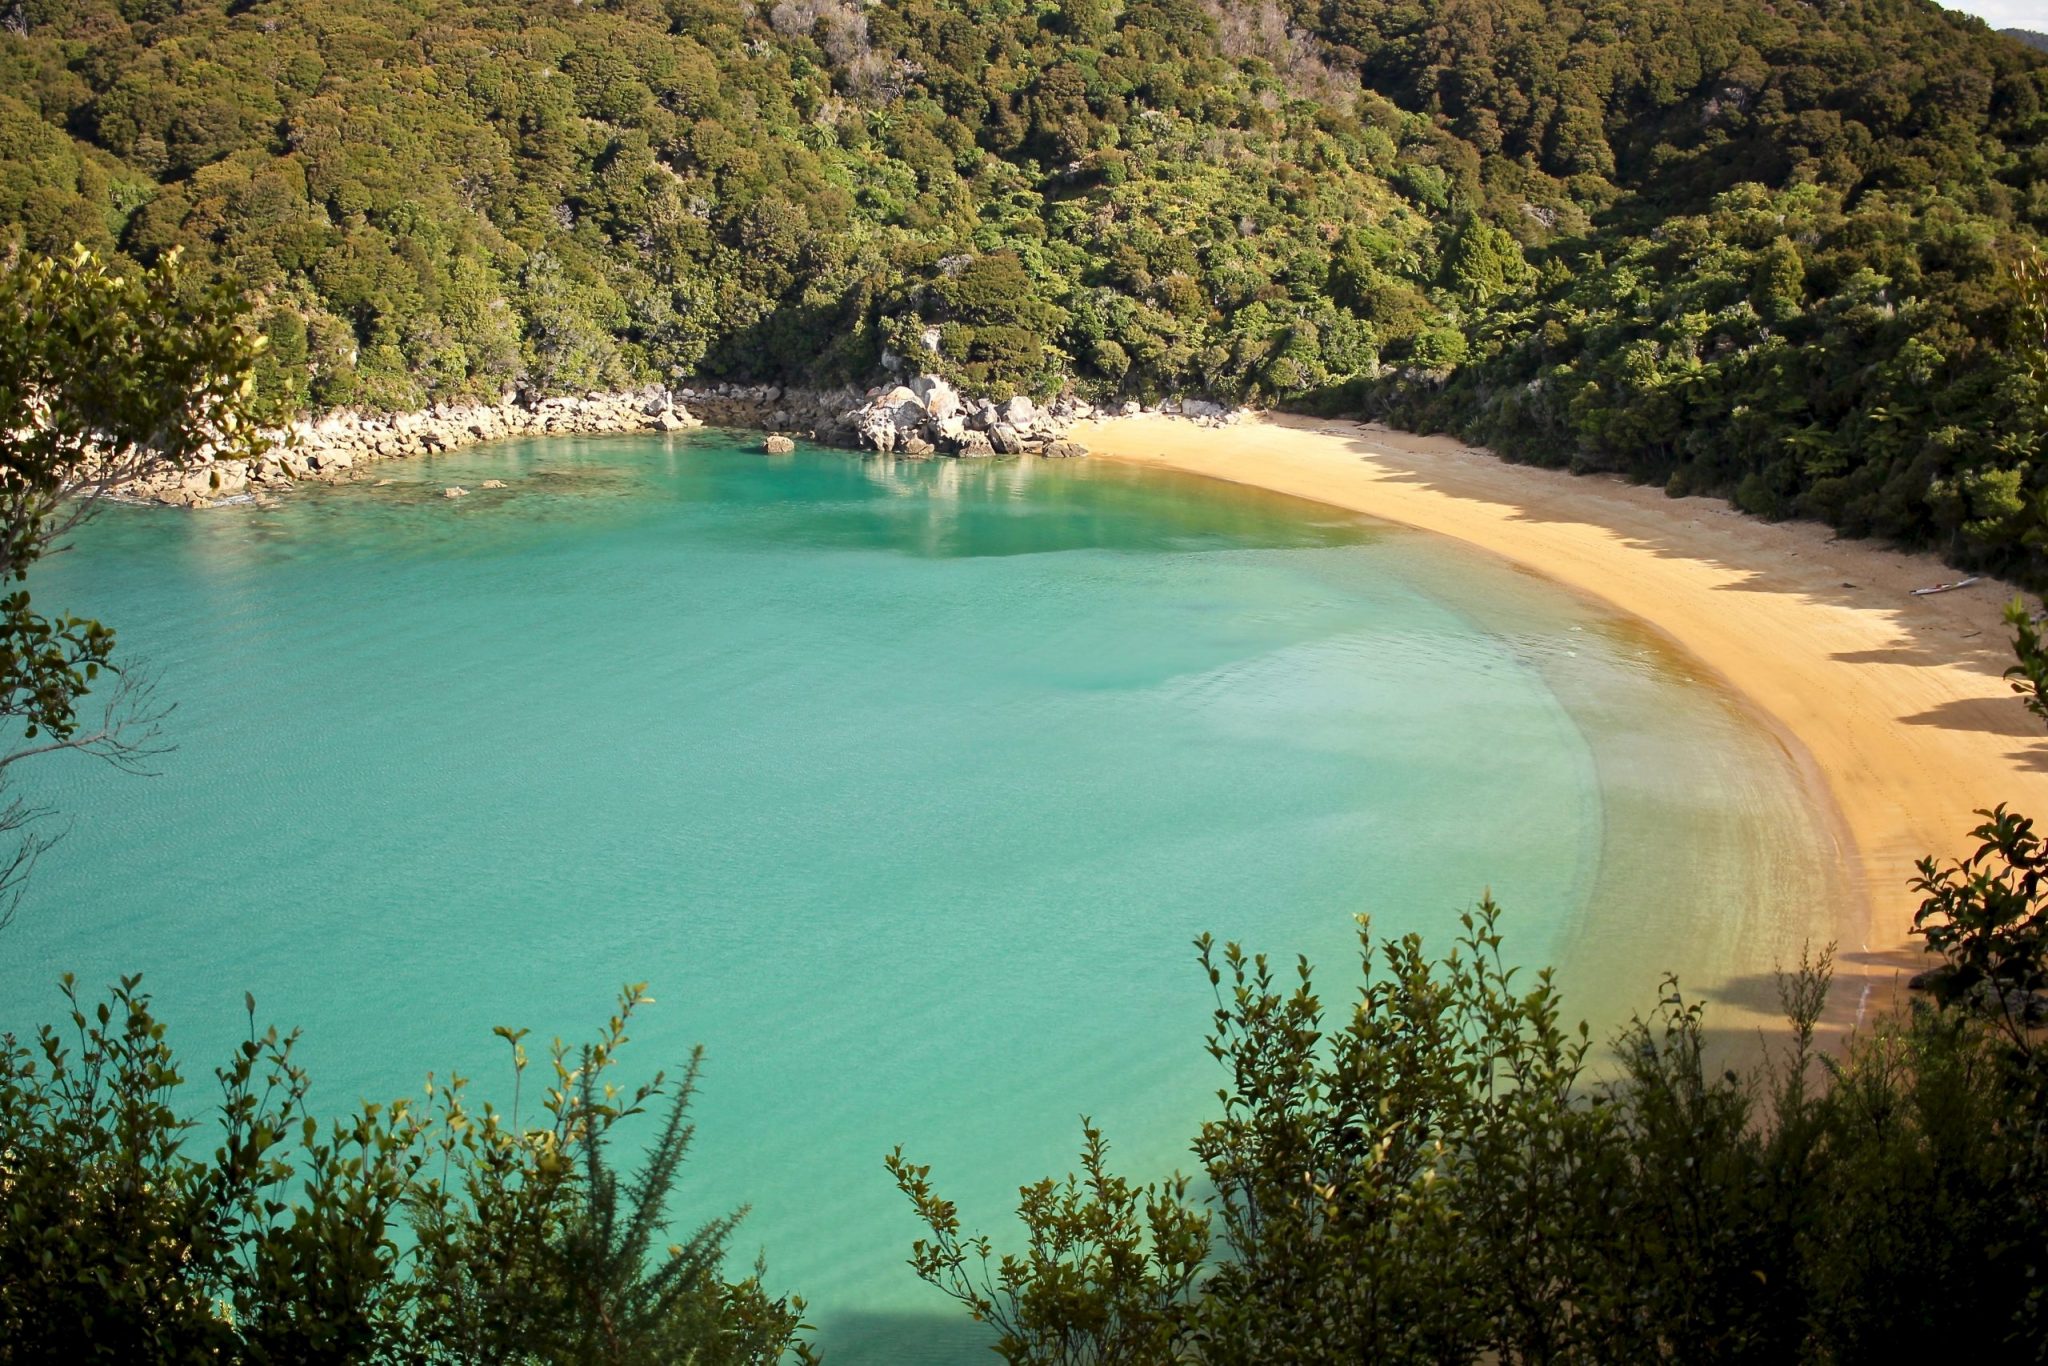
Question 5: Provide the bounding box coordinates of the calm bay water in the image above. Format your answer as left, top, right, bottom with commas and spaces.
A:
0, 432, 1847, 1360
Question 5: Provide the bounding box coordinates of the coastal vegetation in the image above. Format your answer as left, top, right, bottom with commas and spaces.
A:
3, 0, 2048, 573
0, 978, 812, 1363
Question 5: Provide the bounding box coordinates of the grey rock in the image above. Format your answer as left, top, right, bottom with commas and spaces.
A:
918, 378, 963, 420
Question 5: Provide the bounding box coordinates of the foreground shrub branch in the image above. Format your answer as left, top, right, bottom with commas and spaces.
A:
896, 902, 2048, 1363
0, 979, 811, 1365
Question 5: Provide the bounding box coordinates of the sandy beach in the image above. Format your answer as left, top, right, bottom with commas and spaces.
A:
1078, 411, 2048, 1013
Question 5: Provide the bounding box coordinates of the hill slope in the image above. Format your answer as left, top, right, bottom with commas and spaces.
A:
2, 0, 2047, 574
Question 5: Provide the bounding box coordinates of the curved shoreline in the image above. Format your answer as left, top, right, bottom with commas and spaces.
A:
1077, 411, 2048, 1018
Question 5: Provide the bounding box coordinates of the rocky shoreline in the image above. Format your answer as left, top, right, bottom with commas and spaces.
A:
127, 377, 1245, 507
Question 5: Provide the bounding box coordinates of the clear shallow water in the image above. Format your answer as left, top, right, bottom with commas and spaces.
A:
0, 433, 1847, 1360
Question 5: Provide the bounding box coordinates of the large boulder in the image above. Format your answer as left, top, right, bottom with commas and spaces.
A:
998, 395, 1037, 426
955, 431, 995, 457
844, 402, 898, 452
910, 375, 962, 419
763, 434, 796, 454
988, 423, 1024, 455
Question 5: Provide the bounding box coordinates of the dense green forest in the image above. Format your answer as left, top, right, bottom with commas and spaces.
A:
4, 0, 2048, 574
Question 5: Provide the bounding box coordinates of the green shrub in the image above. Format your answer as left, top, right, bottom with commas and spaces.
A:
897, 903, 2048, 1363
0, 979, 811, 1365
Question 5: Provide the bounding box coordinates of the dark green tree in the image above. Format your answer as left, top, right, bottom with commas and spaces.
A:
0, 244, 267, 923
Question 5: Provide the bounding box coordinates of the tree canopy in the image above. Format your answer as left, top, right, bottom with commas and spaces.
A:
1, 0, 2045, 572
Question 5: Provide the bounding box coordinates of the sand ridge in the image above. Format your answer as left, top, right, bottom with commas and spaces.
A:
1076, 411, 2048, 1016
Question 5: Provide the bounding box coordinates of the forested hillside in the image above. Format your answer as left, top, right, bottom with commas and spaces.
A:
3, 0, 2047, 573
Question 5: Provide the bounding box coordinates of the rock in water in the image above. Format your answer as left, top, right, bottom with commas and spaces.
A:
763, 434, 796, 454
443, 486, 468, 498
480, 479, 508, 489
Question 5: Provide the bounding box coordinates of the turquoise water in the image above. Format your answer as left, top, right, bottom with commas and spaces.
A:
0, 432, 1846, 1359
